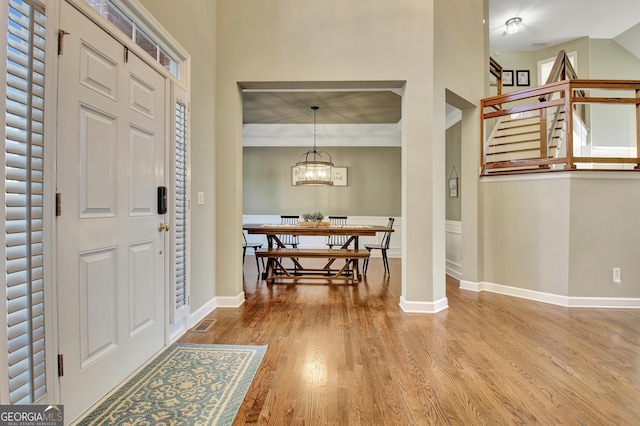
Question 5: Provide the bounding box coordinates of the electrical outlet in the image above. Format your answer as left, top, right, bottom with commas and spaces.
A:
613, 267, 621, 284
197, 192, 204, 205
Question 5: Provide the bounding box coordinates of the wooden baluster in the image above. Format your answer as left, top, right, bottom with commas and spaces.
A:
636, 88, 640, 170
564, 84, 576, 170
539, 108, 548, 168
480, 99, 486, 175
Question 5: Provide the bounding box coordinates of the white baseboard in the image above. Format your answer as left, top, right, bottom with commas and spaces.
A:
216, 291, 246, 308
182, 292, 246, 335
399, 296, 448, 313
446, 261, 462, 280
168, 318, 187, 344
459, 280, 640, 309
187, 297, 218, 329
459, 280, 479, 291
566, 297, 640, 308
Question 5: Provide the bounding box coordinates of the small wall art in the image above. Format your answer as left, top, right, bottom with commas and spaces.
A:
516, 70, 530, 86
331, 167, 348, 186
502, 70, 514, 87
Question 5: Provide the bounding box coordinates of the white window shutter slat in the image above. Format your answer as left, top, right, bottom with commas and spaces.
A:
171, 91, 189, 324
5, 0, 48, 404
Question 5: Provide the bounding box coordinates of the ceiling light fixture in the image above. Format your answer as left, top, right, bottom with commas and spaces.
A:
294, 106, 334, 186
505, 17, 522, 34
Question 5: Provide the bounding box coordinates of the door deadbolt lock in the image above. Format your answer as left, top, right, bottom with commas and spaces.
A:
158, 223, 170, 232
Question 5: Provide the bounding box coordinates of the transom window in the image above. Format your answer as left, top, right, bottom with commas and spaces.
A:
85, 0, 179, 77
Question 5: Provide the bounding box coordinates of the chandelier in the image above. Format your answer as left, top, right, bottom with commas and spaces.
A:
295, 106, 334, 186
504, 17, 522, 34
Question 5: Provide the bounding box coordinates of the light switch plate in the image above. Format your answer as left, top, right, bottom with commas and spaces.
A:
197, 192, 204, 205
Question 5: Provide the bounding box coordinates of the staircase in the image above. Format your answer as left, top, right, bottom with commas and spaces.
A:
484, 108, 565, 173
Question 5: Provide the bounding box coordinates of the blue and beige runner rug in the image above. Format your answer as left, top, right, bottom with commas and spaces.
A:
77, 343, 267, 425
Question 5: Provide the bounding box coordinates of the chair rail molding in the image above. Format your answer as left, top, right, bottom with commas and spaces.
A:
445, 220, 462, 280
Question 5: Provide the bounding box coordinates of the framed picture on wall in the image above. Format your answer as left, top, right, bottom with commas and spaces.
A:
516, 70, 530, 86
502, 70, 514, 87
291, 166, 300, 185
448, 177, 458, 198
331, 167, 348, 186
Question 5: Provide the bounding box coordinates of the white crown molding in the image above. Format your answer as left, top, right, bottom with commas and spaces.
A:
243, 123, 401, 147
446, 108, 462, 129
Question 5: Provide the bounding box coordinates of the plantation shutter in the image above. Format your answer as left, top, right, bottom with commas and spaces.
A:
5, 0, 47, 404
171, 87, 188, 323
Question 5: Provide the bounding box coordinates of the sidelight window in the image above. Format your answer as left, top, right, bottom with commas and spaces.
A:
4, 0, 47, 404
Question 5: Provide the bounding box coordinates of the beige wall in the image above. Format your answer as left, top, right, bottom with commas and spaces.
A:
141, 0, 486, 308
136, 0, 638, 309
243, 147, 401, 217
568, 176, 640, 297
139, 0, 217, 311
482, 174, 640, 299
492, 37, 591, 89
212, 0, 486, 307
482, 177, 571, 296
436, 0, 486, 290
589, 39, 640, 149
445, 122, 462, 221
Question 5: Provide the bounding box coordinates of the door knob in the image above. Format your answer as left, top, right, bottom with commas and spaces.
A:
158, 223, 170, 232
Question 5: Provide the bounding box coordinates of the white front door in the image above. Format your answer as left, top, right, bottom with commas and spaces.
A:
56, 3, 166, 421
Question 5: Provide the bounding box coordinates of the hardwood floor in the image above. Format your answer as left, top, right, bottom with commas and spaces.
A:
180, 257, 640, 425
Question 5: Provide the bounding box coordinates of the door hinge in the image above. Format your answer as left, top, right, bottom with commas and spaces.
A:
55, 193, 61, 216
124, 46, 129, 63
57, 29, 70, 55
57, 354, 64, 377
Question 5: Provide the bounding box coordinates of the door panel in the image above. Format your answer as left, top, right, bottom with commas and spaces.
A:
79, 105, 116, 216
129, 127, 155, 214
79, 248, 117, 366
79, 42, 118, 100
129, 241, 155, 335
57, 3, 166, 422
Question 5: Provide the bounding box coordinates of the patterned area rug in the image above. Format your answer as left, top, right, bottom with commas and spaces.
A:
77, 343, 267, 425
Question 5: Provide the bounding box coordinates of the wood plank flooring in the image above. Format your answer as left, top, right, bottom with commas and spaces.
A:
180, 257, 640, 425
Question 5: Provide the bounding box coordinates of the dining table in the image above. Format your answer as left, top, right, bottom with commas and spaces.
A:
242, 223, 394, 283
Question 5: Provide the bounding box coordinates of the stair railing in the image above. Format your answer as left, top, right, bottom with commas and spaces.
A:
481, 79, 640, 174
490, 56, 503, 97
481, 50, 640, 175
546, 104, 564, 156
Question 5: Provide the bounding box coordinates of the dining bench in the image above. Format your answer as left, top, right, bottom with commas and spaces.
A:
255, 248, 370, 284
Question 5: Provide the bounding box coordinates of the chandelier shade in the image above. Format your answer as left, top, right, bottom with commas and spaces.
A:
295, 106, 334, 186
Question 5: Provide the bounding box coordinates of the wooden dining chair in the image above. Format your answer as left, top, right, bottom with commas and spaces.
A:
278, 215, 300, 247
363, 217, 395, 275
242, 232, 264, 273
327, 216, 349, 248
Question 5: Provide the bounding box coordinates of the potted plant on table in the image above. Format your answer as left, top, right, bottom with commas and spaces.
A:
300, 211, 329, 227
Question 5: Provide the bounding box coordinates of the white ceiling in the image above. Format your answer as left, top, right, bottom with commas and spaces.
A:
244, 1, 640, 126
489, 0, 640, 51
